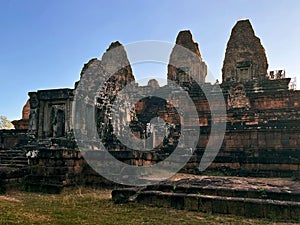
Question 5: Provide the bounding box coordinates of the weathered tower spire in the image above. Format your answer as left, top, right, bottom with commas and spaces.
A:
168, 30, 207, 89
222, 19, 268, 83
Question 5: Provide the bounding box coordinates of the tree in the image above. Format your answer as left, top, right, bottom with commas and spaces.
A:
0, 115, 14, 129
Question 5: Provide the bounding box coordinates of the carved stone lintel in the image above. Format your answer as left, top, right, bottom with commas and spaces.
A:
228, 84, 250, 109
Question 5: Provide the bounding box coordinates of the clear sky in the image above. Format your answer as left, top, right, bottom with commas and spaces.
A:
1, 0, 300, 120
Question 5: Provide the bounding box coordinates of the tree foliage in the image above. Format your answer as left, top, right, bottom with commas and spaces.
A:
0, 115, 14, 129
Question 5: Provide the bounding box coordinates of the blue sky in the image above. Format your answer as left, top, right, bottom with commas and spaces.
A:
1, 0, 300, 120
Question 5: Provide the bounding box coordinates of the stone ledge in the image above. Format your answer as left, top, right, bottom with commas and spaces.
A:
112, 176, 300, 220
113, 189, 300, 220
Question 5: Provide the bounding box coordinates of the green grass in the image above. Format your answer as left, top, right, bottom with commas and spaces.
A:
0, 187, 295, 225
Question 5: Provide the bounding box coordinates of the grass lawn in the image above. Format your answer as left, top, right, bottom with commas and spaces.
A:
0, 187, 296, 225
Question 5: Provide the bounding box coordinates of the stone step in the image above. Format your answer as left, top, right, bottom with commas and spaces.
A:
112, 176, 300, 220
24, 182, 64, 194
143, 181, 300, 202
144, 190, 299, 219
0, 163, 28, 168
112, 188, 300, 220
0, 166, 29, 178
0, 156, 27, 160
0, 157, 27, 162
22, 145, 38, 150
23, 174, 71, 194
0, 157, 28, 164
0, 160, 28, 166
25, 174, 67, 184
0, 149, 28, 168
0, 154, 24, 158
0, 154, 26, 158
0, 166, 30, 194
0, 150, 26, 154
0, 148, 30, 193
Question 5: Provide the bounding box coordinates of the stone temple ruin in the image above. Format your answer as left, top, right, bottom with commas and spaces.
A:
1, 19, 300, 219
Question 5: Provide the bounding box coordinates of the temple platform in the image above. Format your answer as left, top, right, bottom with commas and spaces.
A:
112, 174, 300, 221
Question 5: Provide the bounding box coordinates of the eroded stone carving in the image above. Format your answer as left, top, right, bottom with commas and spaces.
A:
50, 105, 65, 138
227, 83, 250, 109
28, 92, 39, 135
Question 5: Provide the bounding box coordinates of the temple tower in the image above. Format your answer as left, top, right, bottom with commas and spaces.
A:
168, 30, 207, 90
222, 19, 268, 83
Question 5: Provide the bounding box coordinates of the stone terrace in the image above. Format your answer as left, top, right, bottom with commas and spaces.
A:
112, 174, 300, 221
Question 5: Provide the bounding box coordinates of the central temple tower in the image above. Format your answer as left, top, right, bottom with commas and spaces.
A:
222, 19, 268, 83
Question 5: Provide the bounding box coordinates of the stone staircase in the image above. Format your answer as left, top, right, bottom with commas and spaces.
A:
112, 176, 300, 221
0, 149, 28, 168
0, 149, 29, 193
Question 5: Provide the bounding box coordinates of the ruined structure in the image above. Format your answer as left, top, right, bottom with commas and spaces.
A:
168, 30, 207, 88
12, 99, 30, 130
1, 19, 300, 194
26, 20, 300, 179
109, 21, 300, 219
0, 100, 29, 150
222, 19, 268, 83
27, 89, 74, 139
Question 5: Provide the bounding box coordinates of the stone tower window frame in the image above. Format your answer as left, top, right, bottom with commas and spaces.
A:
236, 60, 252, 82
